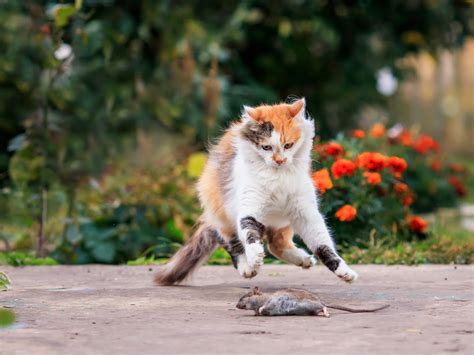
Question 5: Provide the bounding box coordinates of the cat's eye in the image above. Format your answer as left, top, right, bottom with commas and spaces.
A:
261, 145, 272, 151
284, 143, 294, 150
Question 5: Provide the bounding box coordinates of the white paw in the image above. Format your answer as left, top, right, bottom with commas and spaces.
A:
237, 255, 259, 279
245, 242, 265, 269
301, 255, 317, 269
335, 262, 358, 283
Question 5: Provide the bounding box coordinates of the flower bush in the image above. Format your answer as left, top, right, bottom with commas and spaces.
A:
312, 123, 469, 245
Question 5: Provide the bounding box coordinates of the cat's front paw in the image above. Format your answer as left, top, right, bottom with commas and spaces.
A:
300, 255, 317, 269
237, 255, 258, 278
335, 262, 358, 283
245, 242, 265, 269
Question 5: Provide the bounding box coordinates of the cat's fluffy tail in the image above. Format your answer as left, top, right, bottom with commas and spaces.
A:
154, 219, 218, 285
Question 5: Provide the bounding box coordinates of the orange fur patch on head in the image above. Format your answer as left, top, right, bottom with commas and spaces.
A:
246, 100, 304, 144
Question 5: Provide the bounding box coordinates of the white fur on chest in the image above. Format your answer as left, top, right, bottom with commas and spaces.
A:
227, 152, 314, 229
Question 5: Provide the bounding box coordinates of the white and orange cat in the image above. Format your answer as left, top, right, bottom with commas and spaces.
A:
155, 98, 357, 285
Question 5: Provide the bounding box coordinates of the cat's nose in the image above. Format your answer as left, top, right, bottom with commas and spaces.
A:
275, 158, 287, 166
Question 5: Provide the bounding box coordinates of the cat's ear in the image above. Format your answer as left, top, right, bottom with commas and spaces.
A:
288, 98, 306, 119
252, 287, 262, 295
242, 105, 262, 122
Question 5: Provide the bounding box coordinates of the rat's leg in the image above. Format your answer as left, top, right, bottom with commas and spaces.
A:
289, 194, 358, 283
267, 226, 316, 269
319, 306, 330, 318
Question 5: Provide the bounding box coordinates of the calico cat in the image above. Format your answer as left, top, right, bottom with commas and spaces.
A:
155, 98, 357, 285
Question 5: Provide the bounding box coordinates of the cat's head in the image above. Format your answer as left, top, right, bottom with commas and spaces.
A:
238, 98, 314, 168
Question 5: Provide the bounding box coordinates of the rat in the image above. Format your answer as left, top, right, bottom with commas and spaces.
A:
236, 287, 390, 317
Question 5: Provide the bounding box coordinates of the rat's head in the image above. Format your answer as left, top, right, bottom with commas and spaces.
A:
236, 287, 264, 310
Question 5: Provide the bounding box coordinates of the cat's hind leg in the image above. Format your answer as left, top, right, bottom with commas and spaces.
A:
267, 226, 316, 269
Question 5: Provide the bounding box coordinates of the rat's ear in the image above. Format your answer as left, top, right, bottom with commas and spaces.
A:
252, 287, 262, 295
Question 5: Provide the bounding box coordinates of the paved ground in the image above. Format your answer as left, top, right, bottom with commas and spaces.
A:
0, 264, 473, 355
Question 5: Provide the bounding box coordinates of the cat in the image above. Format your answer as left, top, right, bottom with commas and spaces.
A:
154, 98, 358, 285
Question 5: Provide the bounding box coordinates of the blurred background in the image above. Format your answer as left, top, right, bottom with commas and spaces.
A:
0, 0, 472, 266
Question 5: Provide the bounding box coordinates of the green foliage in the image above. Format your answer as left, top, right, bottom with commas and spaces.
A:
208, 248, 233, 265
0, 1, 472, 265
0, 252, 58, 266
357, 126, 469, 213
52, 165, 200, 264
312, 124, 469, 247
313, 142, 417, 245
0, 309, 16, 328
1, 0, 472, 183
127, 256, 168, 266
0, 272, 11, 291
343, 226, 474, 265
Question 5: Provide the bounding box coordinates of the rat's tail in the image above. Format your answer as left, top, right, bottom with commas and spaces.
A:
154, 218, 218, 286
326, 304, 390, 313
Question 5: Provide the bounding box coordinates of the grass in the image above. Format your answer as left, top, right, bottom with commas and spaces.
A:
0, 271, 11, 291
0, 252, 58, 266
342, 218, 474, 265
460, 156, 474, 203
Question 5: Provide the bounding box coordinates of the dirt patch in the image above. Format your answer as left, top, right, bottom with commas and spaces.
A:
0, 264, 473, 354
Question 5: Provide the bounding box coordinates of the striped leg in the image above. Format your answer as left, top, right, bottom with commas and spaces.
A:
215, 232, 257, 278
291, 205, 358, 283
238, 216, 266, 272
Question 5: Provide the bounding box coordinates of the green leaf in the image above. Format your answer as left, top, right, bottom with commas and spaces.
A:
7, 134, 26, 152
91, 242, 116, 263
164, 219, 184, 242
65, 224, 82, 244
186, 152, 207, 178
0, 309, 15, 328
53, 5, 76, 28
0, 272, 11, 291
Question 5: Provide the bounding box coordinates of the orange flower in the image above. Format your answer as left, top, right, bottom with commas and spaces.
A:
387, 156, 407, 175
356, 152, 386, 171
335, 205, 357, 222
394, 182, 409, 194
429, 160, 442, 172
312, 168, 333, 194
408, 216, 428, 233
39, 25, 50, 34
351, 130, 365, 139
449, 163, 466, 174
363, 172, 382, 185
413, 135, 440, 155
370, 123, 385, 138
325, 142, 345, 157
447, 176, 467, 197
398, 130, 412, 146
403, 195, 414, 206
331, 159, 356, 179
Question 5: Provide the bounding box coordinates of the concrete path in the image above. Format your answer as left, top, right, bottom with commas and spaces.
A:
0, 265, 473, 354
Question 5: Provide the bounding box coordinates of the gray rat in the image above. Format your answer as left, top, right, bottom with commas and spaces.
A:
236, 287, 390, 317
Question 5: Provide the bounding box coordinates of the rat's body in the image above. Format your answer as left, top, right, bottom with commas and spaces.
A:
236, 288, 390, 317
